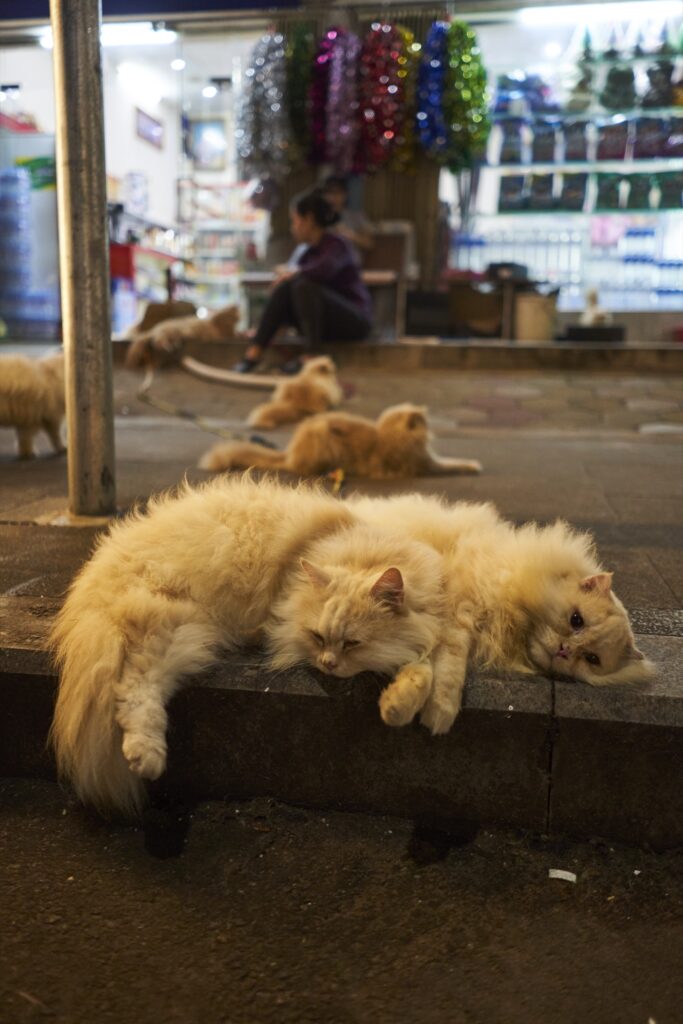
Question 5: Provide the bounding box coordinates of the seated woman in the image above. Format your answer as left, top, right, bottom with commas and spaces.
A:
234, 188, 373, 374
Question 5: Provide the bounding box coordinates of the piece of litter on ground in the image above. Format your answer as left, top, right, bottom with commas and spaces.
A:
634, 869, 641, 876
507, 705, 514, 711
548, 868, 577, 883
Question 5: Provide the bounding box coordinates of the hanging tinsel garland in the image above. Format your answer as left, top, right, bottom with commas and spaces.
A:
390, 25, 422, 173
236, 31, 292, 181
355, 22, 406, 173
442, 21, 490, 172
286, 23, 315, 161
309, 28, 338, 164
325, 28, 362, 175
415, 21, 450, 160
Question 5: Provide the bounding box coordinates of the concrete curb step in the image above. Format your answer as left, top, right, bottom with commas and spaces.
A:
113, 338, 683, 374
1, 596, 682, 848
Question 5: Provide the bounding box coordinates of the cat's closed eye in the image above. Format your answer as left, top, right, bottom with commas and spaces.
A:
342, 639, 361, 650
584, 651, 600, 666
310, 630, 324, 646
570, 611, 584, 629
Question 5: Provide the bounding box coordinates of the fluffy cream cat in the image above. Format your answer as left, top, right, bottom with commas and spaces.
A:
247, 356, 343, 429
125, 305, 239, 369
0, 351, 65, 458
51, 475, 444, 817
350, 495, 655, 734
199, 403, 482, 479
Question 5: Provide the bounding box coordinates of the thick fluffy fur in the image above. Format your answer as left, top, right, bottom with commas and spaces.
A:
350, 494, 655, 734
50, 476, 444, 817
125, 305, 239, 368
199, 403, 482, 479
247, 356, 343, 429
0, 351, 65, 458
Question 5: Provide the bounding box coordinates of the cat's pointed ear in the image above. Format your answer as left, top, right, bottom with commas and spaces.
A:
300, 559, 331, 588
370, 567, 404, 608
579, 572, 613, 595
628, 644, 645, 661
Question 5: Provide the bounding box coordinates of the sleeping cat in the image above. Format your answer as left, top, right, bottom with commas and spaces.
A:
350, 494, 655, 734
199, 403, 482, 479
125, 305, 239, 369
247, 356, 343, 429
0, 351, 65, 458
50, 475, 444, 817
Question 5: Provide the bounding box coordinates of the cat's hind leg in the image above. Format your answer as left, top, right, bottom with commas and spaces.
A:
115, 618, 222, 780
17, 426, 37, 459
43, 417, 65, 454
379, 661, 433, 728
420, 630, 470, 735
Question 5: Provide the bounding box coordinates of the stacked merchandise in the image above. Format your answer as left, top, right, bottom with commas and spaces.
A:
490, 31, 683, 215
0, 169, 33, 336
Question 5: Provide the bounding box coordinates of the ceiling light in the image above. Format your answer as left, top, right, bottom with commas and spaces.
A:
39, 21, 177, 49
543, 42, 562, 59
171, 58, 186, 71
202, 85, 218, 99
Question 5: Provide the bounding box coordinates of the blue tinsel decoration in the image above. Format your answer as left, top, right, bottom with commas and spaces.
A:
415, 21, 450, 157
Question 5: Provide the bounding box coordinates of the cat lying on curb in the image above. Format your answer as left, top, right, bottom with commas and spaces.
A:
350, 494, 655, 735
200, 403, 482, 480
50, 479, 654, 819
0, 351, 65, 458
50, 475, 445, 818
125, 305, 239, 369
247, 356, 343, 429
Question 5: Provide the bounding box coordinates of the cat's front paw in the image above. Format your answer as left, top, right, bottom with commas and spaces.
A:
379, 686, 417, 728
420, 698, 459, 736
122, 733, 167, 779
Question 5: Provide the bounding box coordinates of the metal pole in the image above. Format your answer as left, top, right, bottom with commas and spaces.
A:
50, 0, 116, 516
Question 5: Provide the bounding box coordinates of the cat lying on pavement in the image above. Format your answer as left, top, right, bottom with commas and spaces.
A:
200, 403, 482, 480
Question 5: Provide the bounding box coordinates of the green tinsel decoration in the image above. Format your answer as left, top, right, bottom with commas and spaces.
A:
286, 23, 315, 163
441, 21, 490, 172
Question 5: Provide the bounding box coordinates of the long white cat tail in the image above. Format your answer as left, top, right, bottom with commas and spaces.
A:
49, 605, 142, 818
424, 452, 483, 475
199, 441, 287, 473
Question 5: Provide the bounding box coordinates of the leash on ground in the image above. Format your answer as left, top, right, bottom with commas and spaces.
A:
135, 368, 346, 496
136, 367, 279, 447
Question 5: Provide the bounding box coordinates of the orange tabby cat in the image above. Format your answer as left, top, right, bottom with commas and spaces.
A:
247, 356, 343, 429
200, 403, 482, 479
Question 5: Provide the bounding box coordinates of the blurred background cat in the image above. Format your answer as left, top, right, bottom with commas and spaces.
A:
200, 403, 482, 479
0, 350, 65, 459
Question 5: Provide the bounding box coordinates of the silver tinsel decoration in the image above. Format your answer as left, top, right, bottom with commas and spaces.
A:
236, 32, 292, 181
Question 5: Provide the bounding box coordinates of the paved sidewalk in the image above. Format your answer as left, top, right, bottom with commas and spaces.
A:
2, 781, 683, 1024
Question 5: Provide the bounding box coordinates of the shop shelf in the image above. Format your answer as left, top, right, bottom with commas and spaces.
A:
486, 158, 683, 173
492, 107, 683, 120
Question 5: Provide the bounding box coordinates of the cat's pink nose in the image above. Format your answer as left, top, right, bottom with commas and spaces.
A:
556, 643, 570, 660
320, 652, 337, 670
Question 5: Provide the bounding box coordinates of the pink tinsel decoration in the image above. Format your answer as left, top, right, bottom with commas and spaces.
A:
325, 28, 362, 175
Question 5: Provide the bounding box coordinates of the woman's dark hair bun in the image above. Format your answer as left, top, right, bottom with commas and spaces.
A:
293, 187, 340, 228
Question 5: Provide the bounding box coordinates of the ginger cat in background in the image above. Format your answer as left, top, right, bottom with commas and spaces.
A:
50, 475, 445, 818
0, 351, 65, 458
247, 356, 343, 429
200, 403, 482, 480
351, 495, 655, 734
125, 305, 239, 369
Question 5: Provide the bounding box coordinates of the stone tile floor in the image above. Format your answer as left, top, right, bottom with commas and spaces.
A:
112, 367, 683, 435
